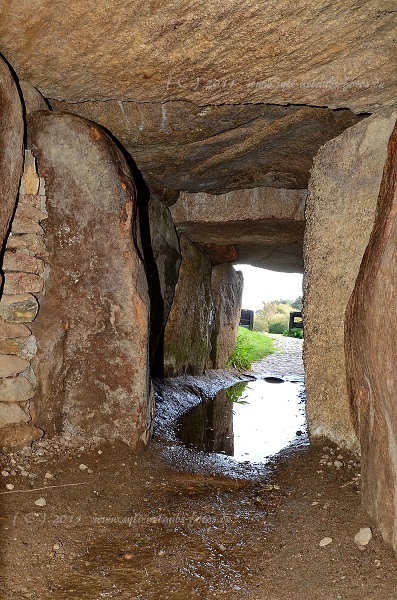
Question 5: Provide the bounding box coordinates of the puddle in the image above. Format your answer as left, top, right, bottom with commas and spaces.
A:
176, 378, 307, 463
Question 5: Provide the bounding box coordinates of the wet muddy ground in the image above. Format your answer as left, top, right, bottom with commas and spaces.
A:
1, 336, 397, 599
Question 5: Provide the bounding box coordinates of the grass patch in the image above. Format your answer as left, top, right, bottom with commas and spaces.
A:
227, 327, 276, 370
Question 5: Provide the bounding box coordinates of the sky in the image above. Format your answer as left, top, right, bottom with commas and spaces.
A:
234, 264, 303, 312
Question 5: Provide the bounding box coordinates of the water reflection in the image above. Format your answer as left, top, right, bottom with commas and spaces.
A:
177, 389, 234, 455
177, 379, 307, 463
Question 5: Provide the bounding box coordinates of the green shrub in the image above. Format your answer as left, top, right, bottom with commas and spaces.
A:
267, 313, 289, 334
284, 328, 304, 339
227, 327, 275, 370
253, 298, 302, 333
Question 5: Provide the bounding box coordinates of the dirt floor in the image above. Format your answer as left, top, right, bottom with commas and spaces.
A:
1, 429, 397, 600
1, 338, 396, 600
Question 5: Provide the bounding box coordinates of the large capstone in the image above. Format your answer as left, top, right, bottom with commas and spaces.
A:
1, 3, 394, 111
27, 111, 152, 448
171, 187, 306, 272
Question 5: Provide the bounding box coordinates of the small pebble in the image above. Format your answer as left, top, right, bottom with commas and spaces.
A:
319, 537, 333, 547
79, 464, 88, 471
44, 472, 54, 479
21, 470, 29, 477
123, 553, 133, 560
5, 483, 14, 490
334, 460, 343, 469
34, 497, 47, 507
1, 470, 10, 477
354, 527, 372, 547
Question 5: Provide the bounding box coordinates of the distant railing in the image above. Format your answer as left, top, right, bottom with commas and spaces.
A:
289, 311, 303, 333
240, 309, 254, 330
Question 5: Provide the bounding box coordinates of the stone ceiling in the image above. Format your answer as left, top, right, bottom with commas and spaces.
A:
1, 1, 396, 270
1, 1, 395, 194
1, 1, 395, 110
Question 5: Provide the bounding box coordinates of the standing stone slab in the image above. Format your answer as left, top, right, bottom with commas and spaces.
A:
304, 111, 397, 452
146, 195, 181, 373
345, 123, 397, 551
0, 54, 24, 272
163, 233, 213, 377
19, 80, 50, 114
207, 263, 244, 369
28, 111, 151, 447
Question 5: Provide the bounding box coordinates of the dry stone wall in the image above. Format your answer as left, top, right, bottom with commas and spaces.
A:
0, 150, 46, 448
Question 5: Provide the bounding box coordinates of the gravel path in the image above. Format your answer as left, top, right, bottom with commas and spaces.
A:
251, 334, 304, 379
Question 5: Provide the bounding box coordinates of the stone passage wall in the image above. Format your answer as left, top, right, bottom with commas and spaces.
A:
345, 122, 397, 551
207, 264, 243, 369
304, 110, 397, 452
28, 111, 152, 447
0, 150, 46, 448
146, 195, 181, 373
163, 233, 213, 377
0, 54, 24, 277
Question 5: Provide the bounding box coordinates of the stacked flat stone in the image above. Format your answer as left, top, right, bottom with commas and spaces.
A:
0, 150, 46, 448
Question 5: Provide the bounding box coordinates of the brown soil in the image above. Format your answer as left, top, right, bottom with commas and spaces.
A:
1, 429, 396, 600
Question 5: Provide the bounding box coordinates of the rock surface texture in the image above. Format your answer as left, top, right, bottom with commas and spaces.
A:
27, 111, 152, 447
145, 195, 181, 372
207, 264, 243, 369
1, 3, 386, 193
1, 2, 394, 110
304, 111, 397, 452
171, 188, 306, 271
163, 234, 213, 377
50, 101, 362, 194
0, 54, 24, 264
345, 122, 397, 551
